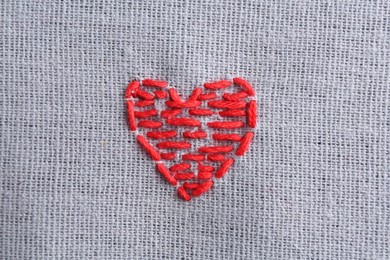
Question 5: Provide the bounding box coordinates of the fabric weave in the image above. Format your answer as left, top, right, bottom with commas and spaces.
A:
1, 0, 389, 259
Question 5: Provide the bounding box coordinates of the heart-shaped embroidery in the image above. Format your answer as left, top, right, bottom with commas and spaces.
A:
125, 77, 256, 201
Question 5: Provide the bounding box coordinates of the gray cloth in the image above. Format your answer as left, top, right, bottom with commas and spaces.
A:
1, 0, 389, 259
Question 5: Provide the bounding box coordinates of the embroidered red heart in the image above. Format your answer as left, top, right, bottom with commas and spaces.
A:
125, 77, 256, 201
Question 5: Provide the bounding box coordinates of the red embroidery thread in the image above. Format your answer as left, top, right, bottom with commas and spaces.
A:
125, 77, 257, 201
183, 131, 207, 139
160, 152, 176, 160
170, 163, 191, 172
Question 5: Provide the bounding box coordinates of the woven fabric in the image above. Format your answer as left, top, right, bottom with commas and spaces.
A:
1, 1, 389, 259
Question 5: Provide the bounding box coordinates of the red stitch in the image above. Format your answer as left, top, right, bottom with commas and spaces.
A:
138, 120, 163, 128
219, 109, 246, 117
207, 121, 244, 129
208, 100, 246, 109
126, 100, 136, 131
183, 131, 207, 139
142, 79, 168, 88
136, 89, 155, 100
165, 100, 201, 108
154, 90, 167, 99
192, 180, 213, 196
182, 154, 205, 161
168, 88, 182, 102
212, 133, 242, 142
236, 132, 254, 156
160, 152, 176, 160
136, 135, 161, 161
127, 78, 257, 201
156, 163, 177, 185
207, 154, 225, 162
135, 100, 154, 107
134, 109, 158, 119
132, 89, 139, 98
161, 109, 182, 118
146, 130, 177, 139
215, 158, 234, 178
175, 172, 195, 180
198, 146, 233, 153
233, 77, 255, 96
247, 100, 257, 128
166, 118, 201, 127
222, 91, 249, 101
204, 80, 231, 90
188, 108, 214, 116
157, 141, 191, 149
198, 171, 212, 179
183, 182, 199, 189
170, 163, 191, 172
197, 92, 217, 101
177, 186, 191, 201
188, 87, 202, 101
198, 163, 215, 172
125, 81, 140, 99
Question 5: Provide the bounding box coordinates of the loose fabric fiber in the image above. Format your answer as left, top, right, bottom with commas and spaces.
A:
1, 0, 389, 259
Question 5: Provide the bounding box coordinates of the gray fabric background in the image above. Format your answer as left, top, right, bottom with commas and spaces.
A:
1, 0, 390, 259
